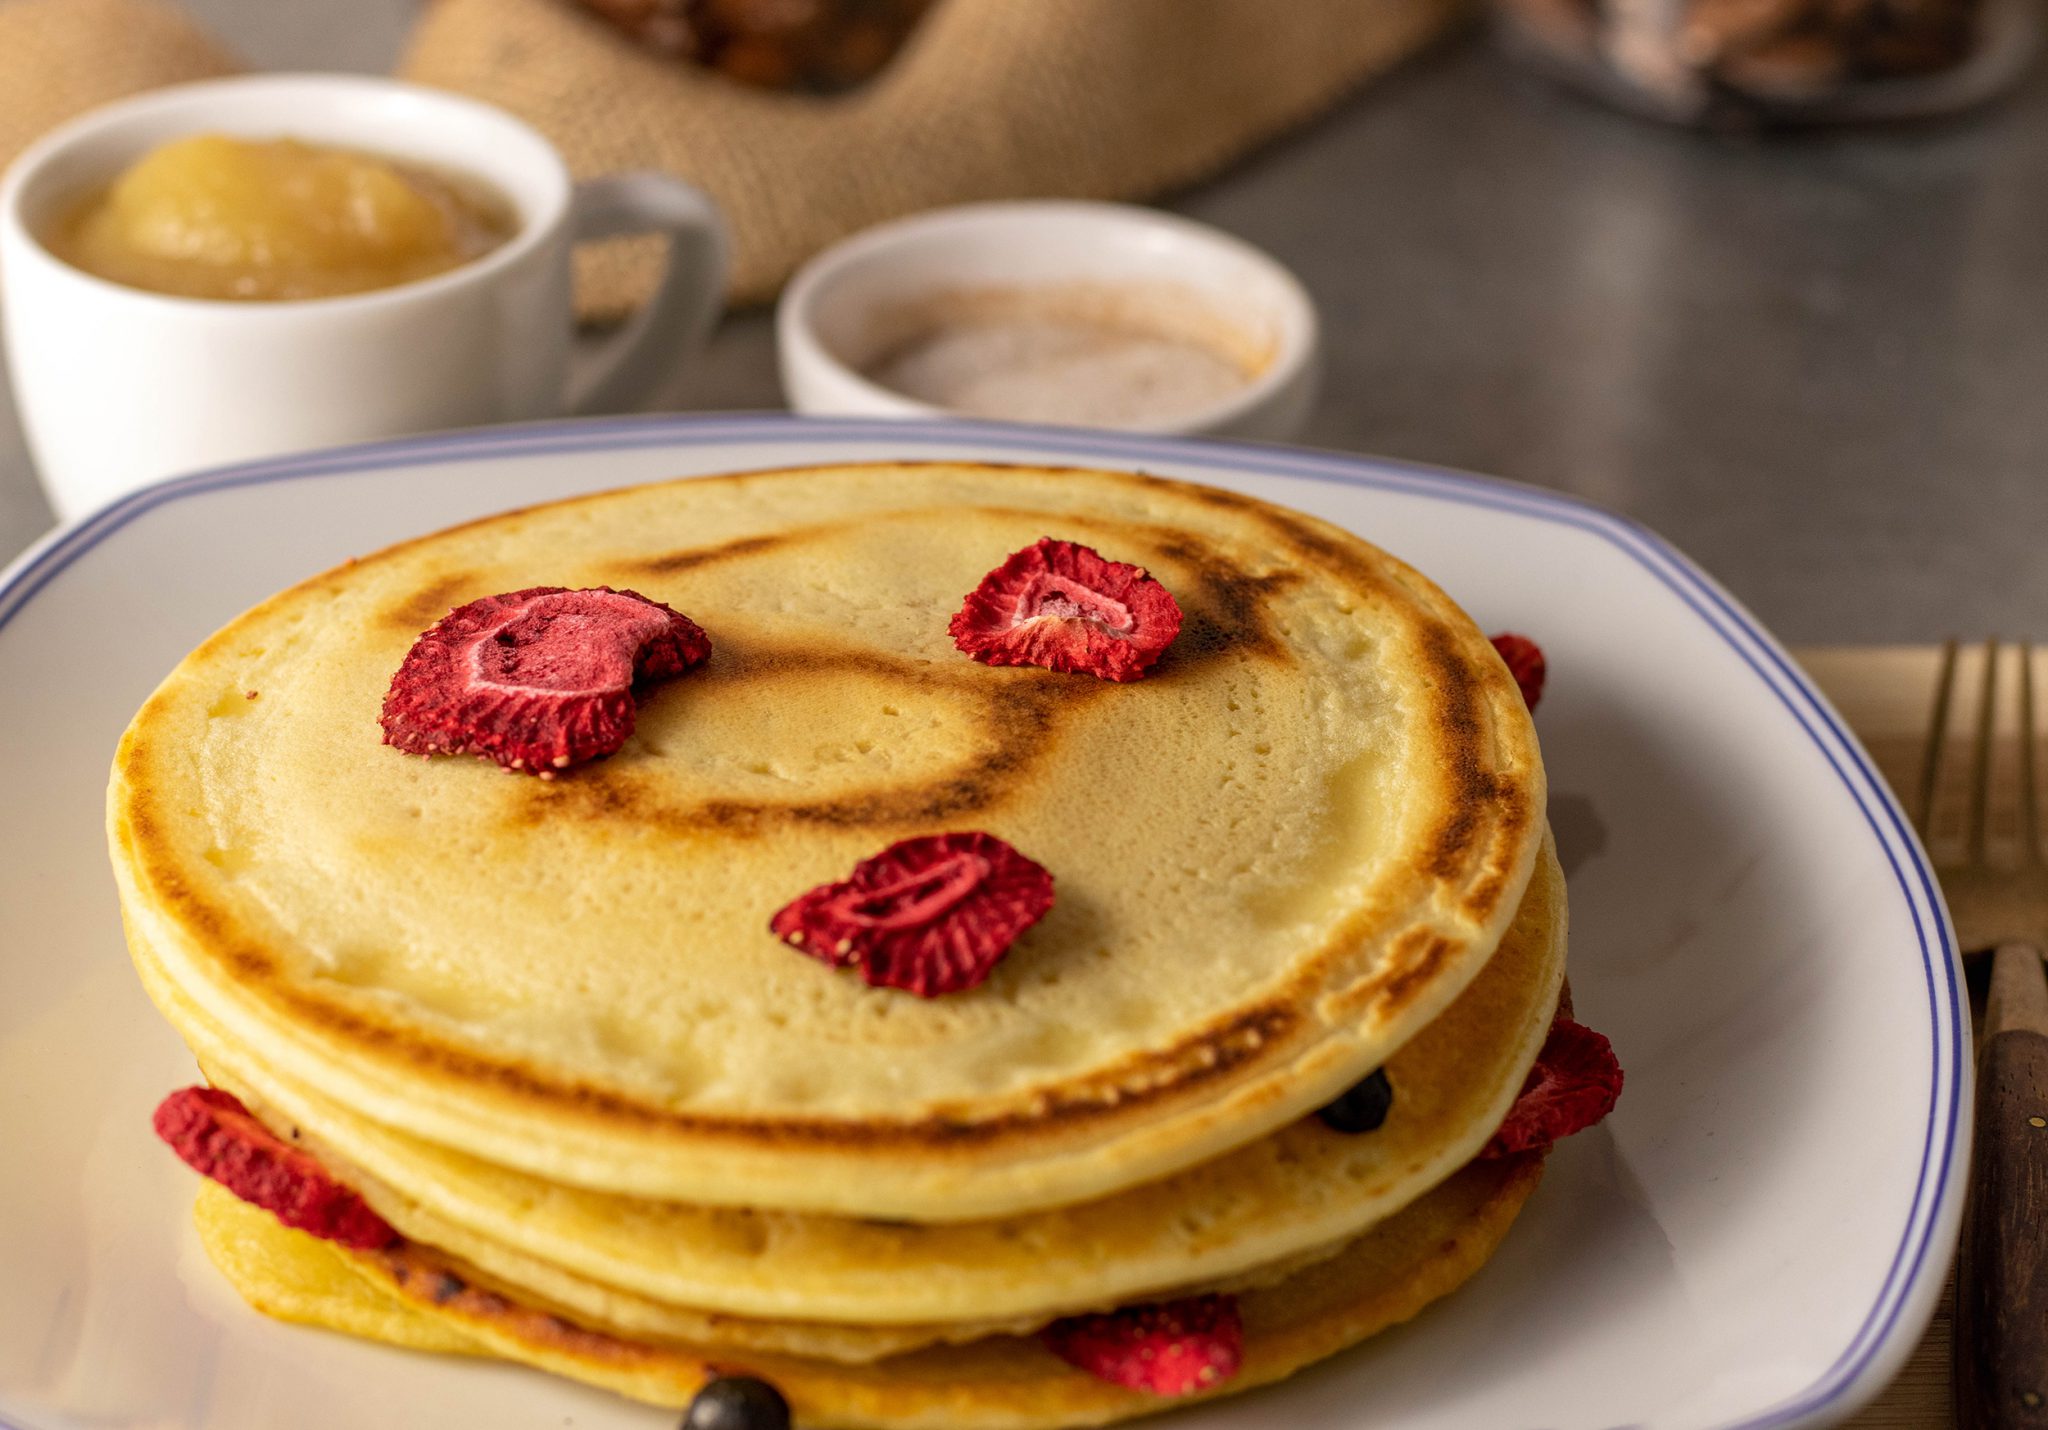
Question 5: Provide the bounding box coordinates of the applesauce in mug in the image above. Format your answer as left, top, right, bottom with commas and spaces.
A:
45, 134, 515, 302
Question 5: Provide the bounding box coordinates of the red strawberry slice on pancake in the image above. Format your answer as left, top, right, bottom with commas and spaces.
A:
1483, 1015, 1623, 1158
770, 832, 1055, 997
154, 1086, 396, 1250
950, 539, 1182, 682
380, 586, 709, 775
1043, 1294, 1244, 1396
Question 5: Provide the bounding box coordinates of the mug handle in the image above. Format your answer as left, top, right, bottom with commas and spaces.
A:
565, 173, 730, 415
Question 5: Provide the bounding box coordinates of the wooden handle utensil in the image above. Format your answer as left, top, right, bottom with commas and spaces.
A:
1958, 942, 2048, 1428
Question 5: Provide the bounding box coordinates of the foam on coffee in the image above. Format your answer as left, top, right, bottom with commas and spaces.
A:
861, 282, 1270, 428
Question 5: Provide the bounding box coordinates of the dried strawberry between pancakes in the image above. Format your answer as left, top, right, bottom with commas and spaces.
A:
770, 832, 1054, 997
1481, 1015, 1622, 1158
1043, 1294, 1245, 1397
1490, 632, 1546, 711
153, 1086, 397, 1250
380, 586, 710, 776
950, 538, 1183, 682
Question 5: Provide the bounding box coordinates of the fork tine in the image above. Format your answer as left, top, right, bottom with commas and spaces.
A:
1968, 638, 1999, 867
2023, 643, 2040, 867
1918, 638, 1959, 840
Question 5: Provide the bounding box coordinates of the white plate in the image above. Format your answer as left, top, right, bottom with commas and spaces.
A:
0, 416, 1965, 1430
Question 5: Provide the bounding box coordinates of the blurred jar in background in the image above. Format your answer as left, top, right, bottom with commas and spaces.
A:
1494, 0, 2037, 125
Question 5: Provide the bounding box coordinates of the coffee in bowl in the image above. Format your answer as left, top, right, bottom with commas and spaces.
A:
778, 201, 1320, 440
861, 281, 1270, 428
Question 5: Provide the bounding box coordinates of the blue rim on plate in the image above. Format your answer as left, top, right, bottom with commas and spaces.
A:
0, 414, 1964, 1430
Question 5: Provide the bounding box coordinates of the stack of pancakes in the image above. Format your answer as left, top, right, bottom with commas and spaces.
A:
109, 463, 1557, 1428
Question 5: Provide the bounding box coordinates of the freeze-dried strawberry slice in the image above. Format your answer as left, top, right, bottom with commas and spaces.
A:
380, 586, 709, 776
1491, 632, 1546, 711
1043, 1294, 1244, 1397
153, 1086, 397, 1250
770, 832, 1054, 997
949, 538, 1183, 682
1481, 1015, 1622, 1159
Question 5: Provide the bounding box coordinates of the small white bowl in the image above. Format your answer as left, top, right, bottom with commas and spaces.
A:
777, 201, 1319, 441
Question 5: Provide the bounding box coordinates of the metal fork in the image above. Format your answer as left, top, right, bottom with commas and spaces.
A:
1920, 639, 2048, 1430
1922, 640, 2048, 952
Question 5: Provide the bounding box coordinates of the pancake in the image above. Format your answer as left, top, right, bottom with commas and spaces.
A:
137, 838, 1561, 1346
194, 1153, 1543, 1429
109, 461, 1545, 1221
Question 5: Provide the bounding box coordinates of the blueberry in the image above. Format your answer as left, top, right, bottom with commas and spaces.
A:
1317, 1068, 1393, 1133
681, 1375, 791, 1430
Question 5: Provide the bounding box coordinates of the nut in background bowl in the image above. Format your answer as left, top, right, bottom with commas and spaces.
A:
1493, 0, 2040, 124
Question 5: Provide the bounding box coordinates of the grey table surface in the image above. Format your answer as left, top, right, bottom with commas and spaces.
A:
4, 0, 2046, 646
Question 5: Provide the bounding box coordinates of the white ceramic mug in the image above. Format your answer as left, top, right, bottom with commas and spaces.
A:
0, 74, 729, 520
777, 201, 1319, 441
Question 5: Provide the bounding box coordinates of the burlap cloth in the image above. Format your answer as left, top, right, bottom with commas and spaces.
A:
0, 0, 1462, 316
0, 0, 236, 169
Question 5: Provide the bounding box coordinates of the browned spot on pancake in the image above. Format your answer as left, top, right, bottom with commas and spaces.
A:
373, 1244, 683, 1370
624, 532, 792, 576
1257, 498, 1538, 939
1373, 932, 1456, 1020
1461, 869, 1510, 923
712, 643, 946, 687
1183, 484, 1258, 512
1245, 505, 1420, 620
389, 1246, 658, 1360
1419, 655, 1487, 880
1413, 622, 1530, 885
502, 639, 1099, 837
377, 571, 481, 635
1146, 534, 1301, 668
